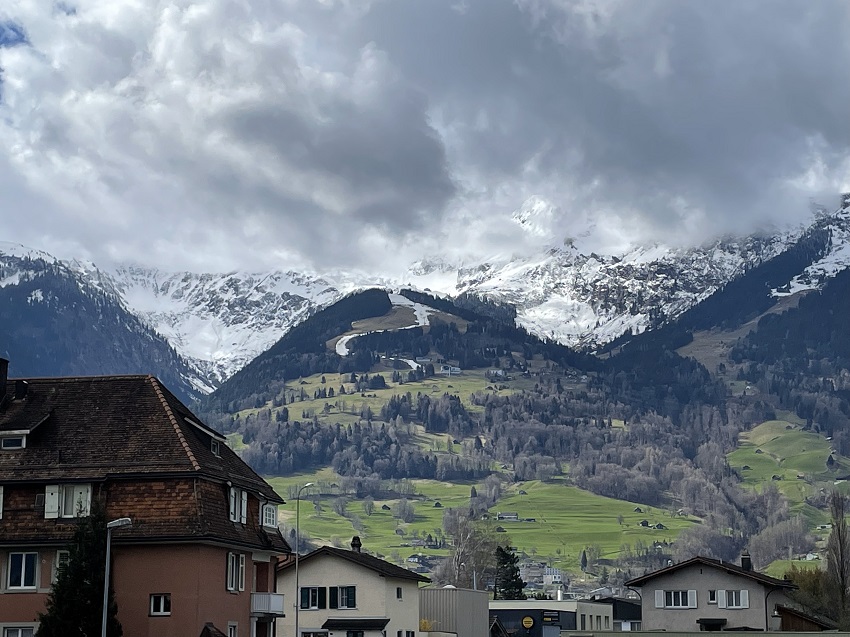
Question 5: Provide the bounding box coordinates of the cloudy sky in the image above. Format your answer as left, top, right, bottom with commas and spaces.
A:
1, 0, 849, 273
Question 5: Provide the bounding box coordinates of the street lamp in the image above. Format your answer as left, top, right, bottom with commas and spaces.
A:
102, 517, 132, 637
295, 483, 314, 637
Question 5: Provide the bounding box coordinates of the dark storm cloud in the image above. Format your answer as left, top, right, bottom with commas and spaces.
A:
0, 0, 848, 269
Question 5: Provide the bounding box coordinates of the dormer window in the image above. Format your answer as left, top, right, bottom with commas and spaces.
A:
1, 436, 25, 450
262, 504, 278, 528
211, 439, 220, 457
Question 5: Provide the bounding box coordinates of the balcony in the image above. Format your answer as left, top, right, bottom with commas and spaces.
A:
251, 592, 285, 616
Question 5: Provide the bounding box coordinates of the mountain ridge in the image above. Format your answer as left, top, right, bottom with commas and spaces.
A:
2, 195, 849, 392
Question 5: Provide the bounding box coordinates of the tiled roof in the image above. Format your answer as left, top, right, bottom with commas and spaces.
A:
625, 556, 797, 589
0, 375, 280, 501
279, 545, 431, 582
0, 374, 289, 553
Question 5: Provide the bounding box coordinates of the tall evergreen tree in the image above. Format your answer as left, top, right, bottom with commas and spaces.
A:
37, 499, 123, 637
494, 545, 525, 600
580, 549, 588, 572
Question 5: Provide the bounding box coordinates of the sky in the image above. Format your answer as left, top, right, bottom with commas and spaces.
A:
1, 0, 849, 274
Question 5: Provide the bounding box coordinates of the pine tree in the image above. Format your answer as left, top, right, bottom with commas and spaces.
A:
37, 499, 123, 637
580, 549, 588, 572
494, 545, 525, 600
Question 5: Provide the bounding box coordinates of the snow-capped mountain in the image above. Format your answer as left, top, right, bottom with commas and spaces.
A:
105, 267, 349, 386
3, 195, 849, 393
0, 242, 205, 400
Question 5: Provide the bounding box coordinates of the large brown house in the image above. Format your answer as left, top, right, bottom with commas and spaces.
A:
0, 359, 290, 637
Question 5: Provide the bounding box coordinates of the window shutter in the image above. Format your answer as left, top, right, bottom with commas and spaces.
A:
45, 485, 59, 519
318, 586, 327, 609
238, 553, 246, 591
300, 587, 309, 609
655, 590, 664, 608
348, 586, 356, 608
688, 590, 697, 608
740, 590, 749, 609
717, 590, 727, 609
329, 586, 339, 609
226, 553, 234, 591
240, 490, 248, 524
229, 487, 238, 522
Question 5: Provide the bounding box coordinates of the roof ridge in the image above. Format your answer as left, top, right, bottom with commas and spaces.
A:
149, 376, 200, 471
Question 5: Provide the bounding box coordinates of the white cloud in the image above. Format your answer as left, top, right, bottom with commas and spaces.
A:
0, 0, 849, 272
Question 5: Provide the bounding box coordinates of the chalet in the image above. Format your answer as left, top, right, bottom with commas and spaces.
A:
0, 360, 289, 637
496, 512, 519, 521
276, 537, 429, 637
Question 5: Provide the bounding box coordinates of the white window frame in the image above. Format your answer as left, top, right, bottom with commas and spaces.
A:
7, 552, 38, 589
150, 593, 172, 616
335, 585, 357, 609
228, 623, 238, 637
229, 487, 248, 524
211, 439, 221, 456
708, 589, 717, 604
718, 589, 749, 609
4, 628, 35, 637
655, 589, 696, 609
226, 552, 245, 592
262, 503, 278, 528
45, 484, 91, 519
1, 436, 25, 450
301, 586, 321, 609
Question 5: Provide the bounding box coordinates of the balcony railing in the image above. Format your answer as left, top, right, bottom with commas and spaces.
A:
251, 592, 285, 616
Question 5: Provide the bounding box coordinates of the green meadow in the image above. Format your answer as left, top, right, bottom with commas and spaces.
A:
727, 418, 850, 528
265, 470, 696, 575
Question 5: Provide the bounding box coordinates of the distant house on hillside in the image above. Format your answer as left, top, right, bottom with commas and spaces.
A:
496, 512, 519, 521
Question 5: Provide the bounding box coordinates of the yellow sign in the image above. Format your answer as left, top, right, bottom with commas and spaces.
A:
522, 616, 534, 629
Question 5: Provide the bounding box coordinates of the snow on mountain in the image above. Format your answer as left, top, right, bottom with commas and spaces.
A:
774, 195, 850, 297
5, 196, 850, 393
106, 266, 351, 386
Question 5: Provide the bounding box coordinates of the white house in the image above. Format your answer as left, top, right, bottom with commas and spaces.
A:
625, 554, 796, 632
276, 537, 430, 637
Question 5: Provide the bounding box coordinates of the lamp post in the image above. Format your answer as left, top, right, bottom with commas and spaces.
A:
102, 517, 132, 637
294, 483, 314, 637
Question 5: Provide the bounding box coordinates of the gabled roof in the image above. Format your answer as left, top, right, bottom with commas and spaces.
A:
625, 556, 797, 589
278, 546, 430, 583
0, 375, 280, 502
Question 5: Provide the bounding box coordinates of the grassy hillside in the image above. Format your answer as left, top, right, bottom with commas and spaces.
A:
265, 469, 696, 576
727, 417, 850, 528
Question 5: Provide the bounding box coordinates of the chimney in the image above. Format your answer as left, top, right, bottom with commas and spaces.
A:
0, 358, 8, 402
15, 380, 28, 400
350, 536, 362, 553
741, 551, 752, 571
